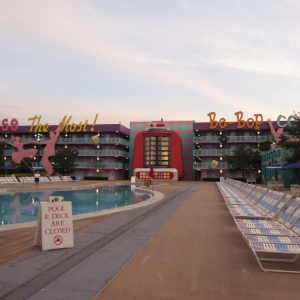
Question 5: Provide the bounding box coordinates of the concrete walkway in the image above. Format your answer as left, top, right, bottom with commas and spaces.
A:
0, 181, 300, 299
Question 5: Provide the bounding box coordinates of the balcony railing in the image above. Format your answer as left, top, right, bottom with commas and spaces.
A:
4, 149, 130, 158
193, 162, 228, 169
57, 137, 130, 147
193, 135, 279, 143
76, 162, 128, 169
3, 150, 43, 156
193, 149, 234, 156
76, 149, 129, 157
4, 137, 130, 147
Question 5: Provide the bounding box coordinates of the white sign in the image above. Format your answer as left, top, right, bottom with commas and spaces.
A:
35, 196, 74, 251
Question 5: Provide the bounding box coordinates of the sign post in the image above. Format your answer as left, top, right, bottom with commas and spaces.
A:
35, 196, 74, 251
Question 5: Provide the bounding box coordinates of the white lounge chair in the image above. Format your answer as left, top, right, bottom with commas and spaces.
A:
235, 194, 295, 230
276, 181, 284, 191
291, 185, 300, 197
48, 176, 63, 182
248, 218, 300, 273
39, 177, 51, 183
60, 176, 74, 182
4, 177, 21, 185
267, 181, 277, 189
226, 186, 268, 207
227, 189, 284, 219
236, 198, 300, 273
18, 177, 35, 184
217, 183, 258, 206
0, 178, 8, 185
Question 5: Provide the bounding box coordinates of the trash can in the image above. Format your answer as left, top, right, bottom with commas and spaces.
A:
75, 176, 81, 182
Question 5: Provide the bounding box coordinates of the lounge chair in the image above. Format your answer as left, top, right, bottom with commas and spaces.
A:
291, 185, 300, 197
240, 197, 300, 241
17, 177, 35, 184
219, 184, 259, 206
0, 178, 8, 185
4, 177, 21, 185
267, 181, 277, 190
217, 181, 258, 205
61, 176, 74, 182
219, 180, 253, 197
248, 218, 300, 273
227, 189, 284, 219
39, 177, 51, 183
276, 181, 284, 191
235, 194, 297, 230
234, 197, 300, 273
225, 186, 268, 207
246, 178, 256, 184
48, 176, 63, 182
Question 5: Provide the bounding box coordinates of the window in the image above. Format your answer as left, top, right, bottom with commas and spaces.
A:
144, 136, 170, 167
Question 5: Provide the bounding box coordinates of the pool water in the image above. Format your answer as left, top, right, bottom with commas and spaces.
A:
0, 185, 150, 226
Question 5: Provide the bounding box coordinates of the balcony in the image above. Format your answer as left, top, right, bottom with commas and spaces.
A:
193, 162, 228, 169
193, 135, 276, 143
77, 149, 129, 157
4, 149, 130, 158
58, 137, 130, 147
193, 149, 234, 156
76, 162, 128, 169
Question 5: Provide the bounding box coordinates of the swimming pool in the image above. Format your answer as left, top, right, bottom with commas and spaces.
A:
0, 185, 151, 226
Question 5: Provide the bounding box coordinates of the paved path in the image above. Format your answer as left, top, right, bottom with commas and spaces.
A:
0, 181, 300, 299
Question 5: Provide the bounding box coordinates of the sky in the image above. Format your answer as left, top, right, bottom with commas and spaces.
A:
1, 0, 300, 129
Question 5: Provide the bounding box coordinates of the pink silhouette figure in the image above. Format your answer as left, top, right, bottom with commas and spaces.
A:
268, 118, 298, 144
267, 119, 284, 144
2, 136, 37, 164
39, 123, 62, 176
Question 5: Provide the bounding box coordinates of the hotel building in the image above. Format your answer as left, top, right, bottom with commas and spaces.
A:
2, 122, 130, 181
0, 113, 295, 183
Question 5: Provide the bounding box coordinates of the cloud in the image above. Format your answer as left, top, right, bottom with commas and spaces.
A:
0, 1, 239, 103
0, 0, 300, 126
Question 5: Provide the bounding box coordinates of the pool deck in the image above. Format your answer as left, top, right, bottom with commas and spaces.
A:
1, 180, 300, 299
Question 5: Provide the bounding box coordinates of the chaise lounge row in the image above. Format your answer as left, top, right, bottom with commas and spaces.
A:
217, 178, 300, 274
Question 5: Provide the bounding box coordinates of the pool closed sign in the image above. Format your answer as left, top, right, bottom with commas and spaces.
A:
35, 196, 74, 251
